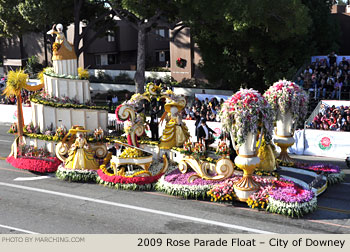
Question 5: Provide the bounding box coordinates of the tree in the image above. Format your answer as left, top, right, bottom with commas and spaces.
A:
106, 0, 182, 93
0, 0, 116, 64
177, 0, 339, 91
3, 70, 29, 144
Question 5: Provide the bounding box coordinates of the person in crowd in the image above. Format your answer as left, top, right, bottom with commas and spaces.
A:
332, 78, 343, 99
106, 93, 113, 111
112, 95, 118, 111
197, 118, 215, 150
108, 142, 125, 157
149, 105, 160, 141
296, 75, 304, 88
328, 51, 338, 67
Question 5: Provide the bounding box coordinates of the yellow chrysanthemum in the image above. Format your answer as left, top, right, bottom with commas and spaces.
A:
3, 69, 28, 97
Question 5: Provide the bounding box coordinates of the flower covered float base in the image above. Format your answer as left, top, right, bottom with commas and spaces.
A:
55, 126, 106, 182
97, 152, 169, 191
7, 137, 61, 173
155, 168, 225, 200
6, 156, 61, 173
56, 165, 98, 182
178, 141, 235, 182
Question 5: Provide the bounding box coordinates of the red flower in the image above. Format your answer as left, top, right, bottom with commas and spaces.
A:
6, 156, 61, 173
97, 169, 163, 185
320, 137, 331, 147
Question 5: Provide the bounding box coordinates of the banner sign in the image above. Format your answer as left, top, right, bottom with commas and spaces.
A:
303, 129, 350, 158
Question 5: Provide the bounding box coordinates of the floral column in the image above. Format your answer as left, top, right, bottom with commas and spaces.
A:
264, 80, 309, 164
220, 89, 274, 201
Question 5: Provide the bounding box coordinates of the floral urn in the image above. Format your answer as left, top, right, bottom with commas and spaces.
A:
220, 88, 274, 201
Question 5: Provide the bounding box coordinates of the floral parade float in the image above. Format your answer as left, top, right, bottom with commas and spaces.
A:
5, 23, 108, 174
96, 83, 170, 189
264, 79, 309, 163
2, 22, 345, 217
4, 69, 61, 173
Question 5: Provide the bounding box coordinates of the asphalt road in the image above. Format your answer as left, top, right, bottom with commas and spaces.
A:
0, 123, 349, 234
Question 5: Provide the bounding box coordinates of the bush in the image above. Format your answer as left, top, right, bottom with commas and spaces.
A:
114, 72, 133, 84
26, 55, 43, 77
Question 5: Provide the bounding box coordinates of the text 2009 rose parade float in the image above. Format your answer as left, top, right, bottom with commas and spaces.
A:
3, 24, 345, 218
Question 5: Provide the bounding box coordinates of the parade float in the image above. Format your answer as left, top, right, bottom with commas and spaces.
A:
2, 22, 345, 217
155, 87, 344, 217
95, 83, 171, 189
6, 24, 108, 173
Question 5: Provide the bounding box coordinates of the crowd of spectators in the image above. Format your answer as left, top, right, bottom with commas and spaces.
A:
0, 89, 32, 106
307, 104, 350, 131
182, 97, 225, 122
296, 52, 350, 100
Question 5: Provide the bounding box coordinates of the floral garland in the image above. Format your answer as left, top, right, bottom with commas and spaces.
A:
264, 79, 309, 123
56, 165, 98, 182
6, 156, 61, 173
44, 67, 83, 80
30, 92, 107, 111
219, 88, 274, 146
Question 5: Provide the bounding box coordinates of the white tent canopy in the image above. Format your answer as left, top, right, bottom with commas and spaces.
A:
321, 100, 350, 108
194, 93, 230, 102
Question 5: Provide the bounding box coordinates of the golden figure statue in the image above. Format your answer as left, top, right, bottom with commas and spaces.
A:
64, 128, 99, 170
47, 23, 77, 60
256, 140, 276, 172
159, 98, 190, 149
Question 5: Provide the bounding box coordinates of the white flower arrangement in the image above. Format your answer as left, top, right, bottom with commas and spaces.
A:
56, 165, 97, 182
219, 88, 274, 146
266, 194, 317, 218
155, 176, 214, 200
264, 79, 309, 123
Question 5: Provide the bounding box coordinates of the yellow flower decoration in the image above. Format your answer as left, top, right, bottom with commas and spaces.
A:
78, 67, 89, 80
3, 69, 28, 97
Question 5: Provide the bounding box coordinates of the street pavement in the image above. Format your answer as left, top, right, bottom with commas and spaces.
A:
0, 123, 349, 234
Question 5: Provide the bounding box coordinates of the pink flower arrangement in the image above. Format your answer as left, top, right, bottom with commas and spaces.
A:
264, 79, 309, 122
219, 88, 274, 146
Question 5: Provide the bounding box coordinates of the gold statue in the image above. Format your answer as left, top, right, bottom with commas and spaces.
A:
63, 127, 99, 170
159, 97, 190, 149
47, 23, 76, 60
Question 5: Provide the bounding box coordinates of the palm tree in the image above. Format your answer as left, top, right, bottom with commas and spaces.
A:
2, 69, 29, 144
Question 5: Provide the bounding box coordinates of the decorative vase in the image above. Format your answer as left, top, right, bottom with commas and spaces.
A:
233, 132, 261, 202
273, 111, 295, 163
